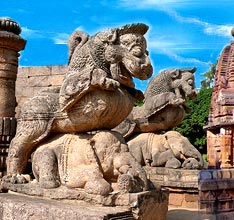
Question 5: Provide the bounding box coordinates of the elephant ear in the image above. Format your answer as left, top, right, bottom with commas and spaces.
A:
68, 30, 89, 64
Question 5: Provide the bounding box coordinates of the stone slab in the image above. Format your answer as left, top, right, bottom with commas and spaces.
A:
145, 167, 199, 189
0, 192, 133, 220
0, 182, 169, 220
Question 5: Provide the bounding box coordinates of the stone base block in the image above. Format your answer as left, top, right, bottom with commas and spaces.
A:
0, 188, 169, 220
145, 167, 199, 209
199, 169, 234, 216
168, 190, 198, 208
0, 193, 132, 220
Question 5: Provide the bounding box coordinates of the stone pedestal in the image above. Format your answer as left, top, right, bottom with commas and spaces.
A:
145, 167, 199, 209
0, 17, 26, 176
0, 188, 169, 220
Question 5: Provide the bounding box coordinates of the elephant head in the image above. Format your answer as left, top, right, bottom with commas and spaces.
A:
164, 131, 204, 169
91, 131, 149, 192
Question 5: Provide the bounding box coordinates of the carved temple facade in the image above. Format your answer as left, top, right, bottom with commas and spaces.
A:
205, 39, 234, 169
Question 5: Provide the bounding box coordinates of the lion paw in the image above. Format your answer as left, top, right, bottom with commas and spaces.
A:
169, 97, 185, 106
104, 78, 120, 91
3, 174, 31, 184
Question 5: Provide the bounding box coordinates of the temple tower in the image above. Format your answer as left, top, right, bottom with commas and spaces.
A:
205, 28, 234, 169
0, 17, 26, 176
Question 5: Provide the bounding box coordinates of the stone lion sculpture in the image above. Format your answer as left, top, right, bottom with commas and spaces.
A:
6, 23, 153, 180
127, 131, 204, 169
32, 131, 148, 196
113, 67, 204, 169
113, 67, 197, 137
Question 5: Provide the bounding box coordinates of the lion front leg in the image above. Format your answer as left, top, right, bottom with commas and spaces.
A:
5, 119, 50, 183
91, 68, 120, 91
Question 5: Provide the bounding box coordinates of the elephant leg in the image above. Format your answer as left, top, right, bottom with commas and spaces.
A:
151, 150, 178, 167
32, 147, 60, 189
165, 158, 182, 168
84, 167, 112, 196
6, 119, 50, 177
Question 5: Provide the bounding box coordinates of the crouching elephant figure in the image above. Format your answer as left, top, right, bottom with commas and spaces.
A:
127, 131, 204, 169
32, 131, 149, 196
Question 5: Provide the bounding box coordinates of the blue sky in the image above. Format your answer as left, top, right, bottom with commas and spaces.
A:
1, 0, 234, 91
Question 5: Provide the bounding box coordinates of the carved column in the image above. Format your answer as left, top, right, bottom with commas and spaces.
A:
220, 127, 233, 168
0, 17, 26, 177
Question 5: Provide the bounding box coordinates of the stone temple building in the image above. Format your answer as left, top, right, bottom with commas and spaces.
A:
205, 29, 234, 169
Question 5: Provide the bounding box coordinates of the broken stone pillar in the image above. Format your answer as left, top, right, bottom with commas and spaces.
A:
0, 17, 26, 177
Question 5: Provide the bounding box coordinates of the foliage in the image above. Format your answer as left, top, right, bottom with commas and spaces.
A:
174, 88, 212, 154
200, 62, 217, 89
135, 100, 144, 106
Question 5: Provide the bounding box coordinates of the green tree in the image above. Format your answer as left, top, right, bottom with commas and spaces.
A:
200, 62, 217, 89
174, 62, 217, 154
174, 88, 212, 154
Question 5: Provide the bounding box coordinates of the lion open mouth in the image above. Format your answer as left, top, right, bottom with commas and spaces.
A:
118, 62, 135, 88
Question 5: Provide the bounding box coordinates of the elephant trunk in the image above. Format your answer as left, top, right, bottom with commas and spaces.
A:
114, 152, 149, 192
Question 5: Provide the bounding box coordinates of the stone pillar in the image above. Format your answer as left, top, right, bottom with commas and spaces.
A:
0, 17, 26, 177
220, 127, 233, 168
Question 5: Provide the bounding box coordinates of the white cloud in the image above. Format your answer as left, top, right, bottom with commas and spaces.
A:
119, 0, 194, 10
21, 27, 42, 38
166, 10, 233, 38
53, 33, 69, 45
119, 0, 233, 38
158, 48, 208, 66
21, 27, 70, 45
204, 25, 232, 37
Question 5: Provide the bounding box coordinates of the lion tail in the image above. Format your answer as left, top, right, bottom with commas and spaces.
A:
68, 30, 89, 64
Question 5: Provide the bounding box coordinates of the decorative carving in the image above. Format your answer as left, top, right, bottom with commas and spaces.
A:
3, 23, 153, 197
114, 67, 197, 137
205, 38, 234, 168
113, 67, 204, 169
127, 131, 204, 169
31, 131, 148, 195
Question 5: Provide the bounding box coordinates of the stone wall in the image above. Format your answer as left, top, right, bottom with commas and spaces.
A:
16, 65, 67, 116
145, 167, 199, 209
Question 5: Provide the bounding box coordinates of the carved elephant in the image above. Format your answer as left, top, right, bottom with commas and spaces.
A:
113, 68, 197, 137
127, 131, 204, 169
6, 23, 153, 178
31, 131, 149, 196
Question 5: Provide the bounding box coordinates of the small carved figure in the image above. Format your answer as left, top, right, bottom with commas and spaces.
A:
5, 23, 153, 179
114, 67, 197, 137
32, 131, 148, 195
127, 131, 204, 169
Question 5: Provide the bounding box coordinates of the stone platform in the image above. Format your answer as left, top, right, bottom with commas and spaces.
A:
145, 167, 199, 209
0, 192, 133, 220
